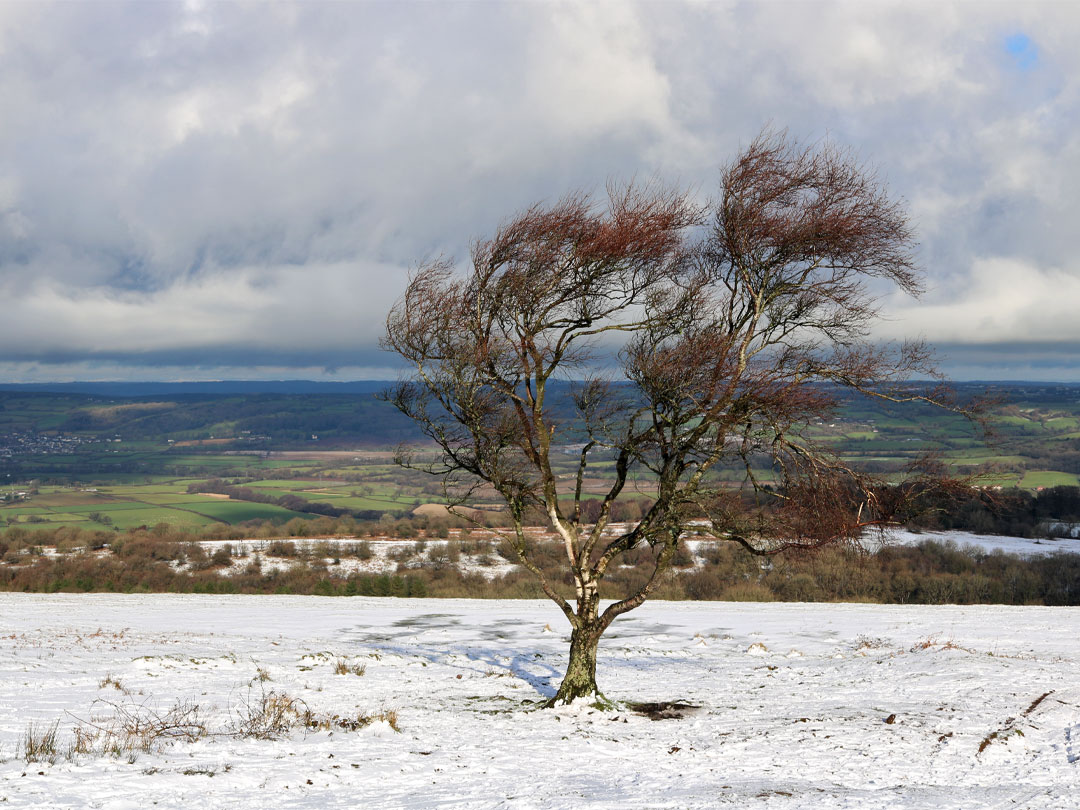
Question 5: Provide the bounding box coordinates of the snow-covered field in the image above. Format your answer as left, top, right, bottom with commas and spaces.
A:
2, 594, 1078, 809
881, 528, 1080, 557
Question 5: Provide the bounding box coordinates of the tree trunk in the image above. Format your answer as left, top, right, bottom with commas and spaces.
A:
549, 623, 604, 706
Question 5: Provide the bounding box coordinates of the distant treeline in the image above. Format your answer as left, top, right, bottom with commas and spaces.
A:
2, 520, 1077, 606
907, 484, 1080, 538
60, 394, 422, 445
0, 391, 424, 447
0, 381, 390, 396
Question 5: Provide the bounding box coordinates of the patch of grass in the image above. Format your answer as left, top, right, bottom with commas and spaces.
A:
307, 708, 399, 733
1019, 470, 1080, 489
102, 508, 217, 530
908, 635, 973, 654
99, 673, 126, 692
187, 501, 312, 523
1022, 691, 1054, 716
15, 675, 394, 769
132, 494, 219, 505
1045, 417, 1079, 430
23, 720, 60, 764
183, 763, 232, 777
333, 658, 367, 676
252, 664, 272, 683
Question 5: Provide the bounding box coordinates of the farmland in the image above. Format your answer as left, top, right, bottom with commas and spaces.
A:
0, 473, 434, 532
4, 382, 1080, 534
4, 381, 1080, 605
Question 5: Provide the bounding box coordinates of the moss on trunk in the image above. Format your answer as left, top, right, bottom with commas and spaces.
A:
548, 623, 606, 706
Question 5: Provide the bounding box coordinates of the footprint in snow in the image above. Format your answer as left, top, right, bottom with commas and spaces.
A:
1066, 723, 1080, 765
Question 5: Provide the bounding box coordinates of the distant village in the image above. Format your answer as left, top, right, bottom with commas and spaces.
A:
0, 431, 97, 459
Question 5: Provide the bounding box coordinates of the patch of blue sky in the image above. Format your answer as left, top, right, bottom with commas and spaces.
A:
1004, 33, 1038, 71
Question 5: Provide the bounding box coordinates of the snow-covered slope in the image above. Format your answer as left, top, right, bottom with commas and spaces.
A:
1, 595, 1078, 808
882, 528, 1080, 556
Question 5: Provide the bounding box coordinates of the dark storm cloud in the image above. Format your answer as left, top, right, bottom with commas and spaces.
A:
933, 342, 1080, 382
0, 1, 1078, 381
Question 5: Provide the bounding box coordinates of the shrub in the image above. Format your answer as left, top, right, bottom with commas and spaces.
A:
86, 697, 207, 754
718, 582, 775, 601
233, 688, 309, 739
266, 540, 300, 558
389, 545, 415, 563
774, 573, 822, 602
670, 543, 695, 568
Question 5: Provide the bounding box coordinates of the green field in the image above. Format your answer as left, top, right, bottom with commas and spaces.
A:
6, 382, 1080, 535
181, 500, 312, 523
1018, 471, 1080, 489
0, 477, 321, 530
0, 463, 438, 532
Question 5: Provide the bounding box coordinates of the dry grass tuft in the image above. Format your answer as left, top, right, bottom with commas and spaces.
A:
1022, 690, 1054, 716
23, 720, 60, 764
380, 709, 401, 733
333, 658, 366, 676
233, 684, 397, 737
978, 727, 1024, 754
15, 677, 398, 764
98, 673, 126, 692
909, 634, 974, 654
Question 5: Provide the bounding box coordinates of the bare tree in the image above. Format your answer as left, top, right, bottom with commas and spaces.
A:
383, 130, 970, 706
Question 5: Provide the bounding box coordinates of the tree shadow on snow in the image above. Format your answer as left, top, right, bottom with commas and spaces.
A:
343, 629, 561, 699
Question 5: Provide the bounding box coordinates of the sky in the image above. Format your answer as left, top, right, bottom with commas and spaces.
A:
1, 1, 1079, 383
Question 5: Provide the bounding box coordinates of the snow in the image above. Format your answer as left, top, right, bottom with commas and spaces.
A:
187, 537, 518, 579
881, 529, 1080, 556
2, 594, 1079, 808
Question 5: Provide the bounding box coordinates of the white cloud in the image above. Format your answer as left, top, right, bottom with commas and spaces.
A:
1, 1, 1080, 380
0, 260, 403, 360
527, 4, 673, 139
879, 257, 1080, 344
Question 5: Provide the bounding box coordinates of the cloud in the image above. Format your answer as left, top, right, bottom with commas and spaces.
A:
0, 1, 1079, 381
879, 257, 1080, 344
0, 260, 404, 362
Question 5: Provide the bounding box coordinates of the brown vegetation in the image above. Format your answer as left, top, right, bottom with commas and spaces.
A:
1, 522, 1077, 604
